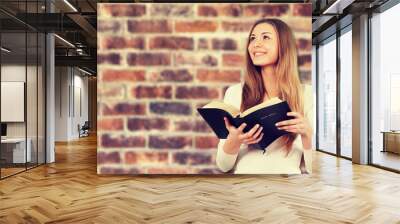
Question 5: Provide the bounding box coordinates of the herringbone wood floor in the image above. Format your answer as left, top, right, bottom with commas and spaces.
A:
1, 135, 400, 224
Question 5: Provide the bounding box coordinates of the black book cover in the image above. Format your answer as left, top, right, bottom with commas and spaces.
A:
197, 101, 293, 150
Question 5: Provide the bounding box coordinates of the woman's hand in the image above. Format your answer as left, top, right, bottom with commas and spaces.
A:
275, 112, 312, 138
224, 117, 264, 147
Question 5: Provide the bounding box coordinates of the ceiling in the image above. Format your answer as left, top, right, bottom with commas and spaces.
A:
312, 0, 390, 44
0, 0, 97, 74
1, 0, 396, 74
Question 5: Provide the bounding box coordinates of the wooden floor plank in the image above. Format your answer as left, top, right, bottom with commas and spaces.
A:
0, 135, 399, 223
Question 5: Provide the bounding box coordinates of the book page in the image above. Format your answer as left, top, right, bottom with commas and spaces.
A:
202, 101, 240, 117
239, 97, 282, 117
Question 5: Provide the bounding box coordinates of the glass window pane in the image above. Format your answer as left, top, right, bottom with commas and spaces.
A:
1, 27, 27, 178
25, 0, 38, 169
340, 29, 352, 158
318, 37, 337, 154
312, 45, 317, 150
371, 4, 400, 171
1, 0, 46, 179
38, 32, 45, 165
27, 31, 38, 169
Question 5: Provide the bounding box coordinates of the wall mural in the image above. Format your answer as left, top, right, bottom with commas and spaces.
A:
97, 3, 313, 174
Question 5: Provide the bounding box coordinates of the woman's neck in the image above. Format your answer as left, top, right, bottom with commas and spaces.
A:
261, 66, 278, 99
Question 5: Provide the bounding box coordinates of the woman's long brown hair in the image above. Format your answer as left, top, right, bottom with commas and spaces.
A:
241, 18, 304, 154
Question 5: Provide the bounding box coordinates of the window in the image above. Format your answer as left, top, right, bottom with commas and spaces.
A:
339, 28, 352, 158
0, 0, 47, 179
317, 36, 337, 154
370, 3, 400, 171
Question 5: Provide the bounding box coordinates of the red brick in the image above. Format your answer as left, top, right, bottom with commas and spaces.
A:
149, 36, 194, 50
98, 85, 125, 99
219, 5, 243, 17
147, 168, 188, 174
102, 102, 146, 116
128, 20, 172, 33
150, 4, 193, 17
175, 21, 218, 32
197, 38, 209, 50
175, 86, 219, 99
201, 55, 218, 66
221, 21, 253, 32
195, 136, 219, 149
149, 136, 192, 149
212, 38, 237, 51
127, 53, 171, 66
98, 53, 120, 65
150, 3, 194, 18
98, 20, 120, 33
195, 168, 221, 174
198, 6, 217, 17
222, 53, 245, 67
174, 53, 218, 67
98, 118, 124, 131
131, 86, 172, 99
124, 151, 168, 164
244, 4, 289, 17
298, 54, 311, 70
174, 120, 212, 133
101, 36, 144, 50
198, 5, 243, 17
149, 102, 191, 115
197, 69, 241, 83
101, 134, 146, 148
97, 134, 102, 146
300, 71, 311, 83
100, 4, 146, 17
98, 167, 115, 175
296, 38, 312, 52
173, 120, 193, 132
173, 152, 212, 165
128, 118, 169, 131
124, 152, 136, 164
293, 4, 312, 17
99, 167, 140, 174
98, 152, 121, 164
149, 69, 193, 82
102, 69, 145, 82
193, 120, 212, 132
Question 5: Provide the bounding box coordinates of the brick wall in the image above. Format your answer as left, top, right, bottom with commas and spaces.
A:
97, 3, 312, 174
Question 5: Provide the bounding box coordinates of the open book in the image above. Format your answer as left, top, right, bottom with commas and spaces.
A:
197, 97, 293, 150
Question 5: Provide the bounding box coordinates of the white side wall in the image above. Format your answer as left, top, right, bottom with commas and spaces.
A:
1, 65, 35, 138
54, 67, 89, 141
55, 66, 69, 141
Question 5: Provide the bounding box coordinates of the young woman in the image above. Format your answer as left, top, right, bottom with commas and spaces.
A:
216, 18, 314, 174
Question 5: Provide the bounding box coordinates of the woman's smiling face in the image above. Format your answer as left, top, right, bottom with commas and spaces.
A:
247, 23, 279, 67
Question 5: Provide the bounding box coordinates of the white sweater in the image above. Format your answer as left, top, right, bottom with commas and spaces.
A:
216, 83, 314, 174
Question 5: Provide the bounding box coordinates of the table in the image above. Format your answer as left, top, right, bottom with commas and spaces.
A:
381, 131, 400, 154
1, 138, 32, 163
